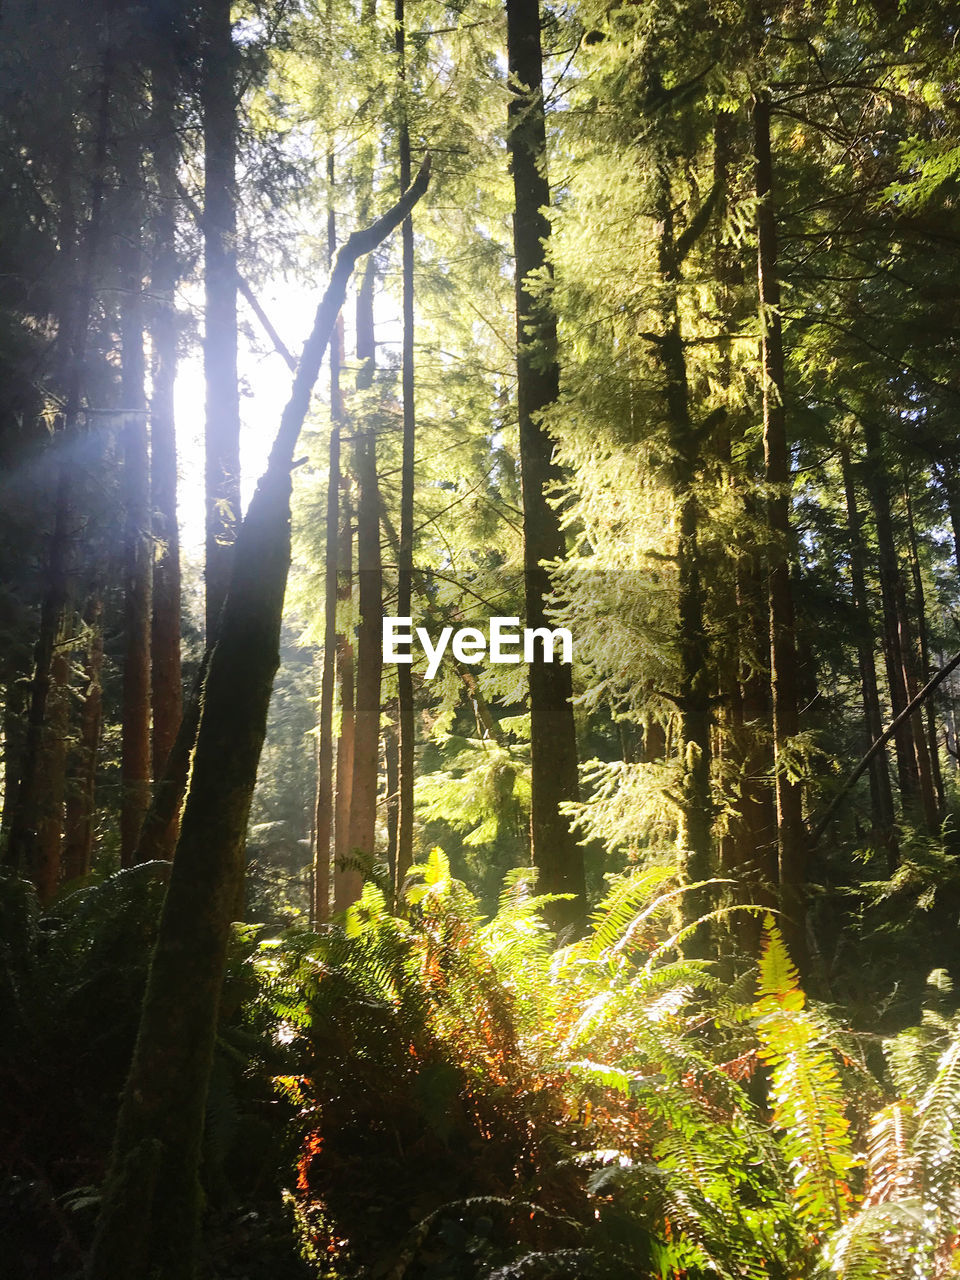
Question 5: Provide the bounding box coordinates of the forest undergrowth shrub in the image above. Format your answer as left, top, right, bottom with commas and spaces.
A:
0, 865, 308, 1279
274, 856, 960, 1280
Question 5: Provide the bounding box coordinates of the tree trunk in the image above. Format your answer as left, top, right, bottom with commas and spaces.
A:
754, 91, 806, 963
63, 599, 103, 881
395, 0, 417, 895
149, 31, 183, 858
840, 445, 897, 865
384, 709, 399, 892
119, 187, 153, 866
87, 159, 430, 1280
345, 255, 383, 906
903, 477, 944, 814
506, 0, 585, 933
646, 152, 715, 941
726, 554, 778, 906
7, 62, 111, 874
860, 418, 925, 820
313, 152, 343, 925
1, 656, 28, 848
202, 0, 241, 638
333, 473, 356, 911
33, 642, 71, 904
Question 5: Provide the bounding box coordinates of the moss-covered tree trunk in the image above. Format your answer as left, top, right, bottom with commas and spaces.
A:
87, 159, 430, 1280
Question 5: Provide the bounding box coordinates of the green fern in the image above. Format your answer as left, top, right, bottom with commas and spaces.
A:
753, 916, 855, 1232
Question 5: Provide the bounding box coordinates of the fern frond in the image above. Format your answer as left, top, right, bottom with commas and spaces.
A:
753, 917, 855, 1232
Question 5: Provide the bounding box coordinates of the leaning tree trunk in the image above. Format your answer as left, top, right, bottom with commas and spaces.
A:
506, 0, 585, 933
87, 160, 430, 1280
754, 91, 806, 965
202, 0, 241, 638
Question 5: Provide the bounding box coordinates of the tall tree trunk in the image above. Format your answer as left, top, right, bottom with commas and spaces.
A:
7, 63, 111, 874
313, 152, 343, 924
903, 477, 945, 814
119, 184, 153, 865
88, 160, 430, 1280
34, 642, 71, 904
63, 599, 104, 881
384, 710, 399, 892
726, 553, 778, 908
654, 196, 714, 929
937, 458, 960, 576
506, 0, 585, 932
395, 0, 417, 894
345, 255, 383, 906
754, 91, 806, 962
333, 474, 356, 910
335, 499, 358, 911
149, 29, 183, 857
840, 445, 897, 865
202, 0, 241, 638
860, 418, 925, 819
134, 651, 209, 866
1, 656, 28, 847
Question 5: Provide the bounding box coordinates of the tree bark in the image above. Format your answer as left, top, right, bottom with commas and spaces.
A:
34, 642, 71, 904
345, 254, 383, 906
149, 27, 183, 858
88, 157, 430, 1280
384, 709, 399, 892
839, 445, 896, 864
395, 0, 417, 895
202, 0, 241, 638
63, 599, 103, 882
333, 473, 356, 911
313, 152, 343, 924
119, 181, 153, 866
860, 418, 925, 820
754, 91, 806, 962
903, 476, 944, 814
644, 143, 715, 941
506, 0, 585, 933
7, 59, 111, 874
